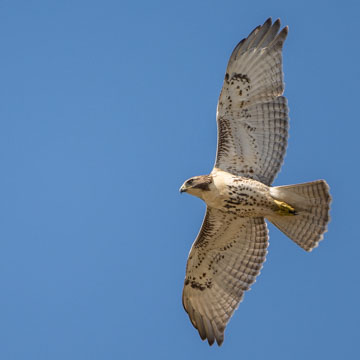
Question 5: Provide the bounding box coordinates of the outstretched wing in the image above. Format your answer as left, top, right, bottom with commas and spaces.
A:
215, 18, 289, 185
182, 208, 268, 345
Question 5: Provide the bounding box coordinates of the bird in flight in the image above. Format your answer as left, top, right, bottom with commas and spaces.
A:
179, 18, 331, 346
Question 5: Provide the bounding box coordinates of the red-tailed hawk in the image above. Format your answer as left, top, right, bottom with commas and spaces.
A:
179, 18, 331, 346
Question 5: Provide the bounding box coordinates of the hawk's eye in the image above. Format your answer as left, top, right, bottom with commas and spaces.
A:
187, 179, 194, 185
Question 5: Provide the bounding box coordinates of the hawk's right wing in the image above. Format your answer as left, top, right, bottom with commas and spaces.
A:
215, 18, 289, 185
182, 208, 268, 345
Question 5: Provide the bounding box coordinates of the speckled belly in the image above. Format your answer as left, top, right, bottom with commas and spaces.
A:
207, 176, 278, 217
224, 178, 277, 216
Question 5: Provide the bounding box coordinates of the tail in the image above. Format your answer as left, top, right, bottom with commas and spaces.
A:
267, 180, 331, 251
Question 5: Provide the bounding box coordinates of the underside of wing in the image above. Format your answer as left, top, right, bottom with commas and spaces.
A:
182, 208, 268, 345
215, 18, 289, 185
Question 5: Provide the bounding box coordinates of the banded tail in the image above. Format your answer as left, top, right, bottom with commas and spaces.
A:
268, 180, 331, 251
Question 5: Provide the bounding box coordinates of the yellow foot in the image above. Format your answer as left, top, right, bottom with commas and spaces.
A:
274, 200, 297, 216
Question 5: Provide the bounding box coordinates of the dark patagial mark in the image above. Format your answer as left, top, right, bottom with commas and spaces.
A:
216, 116, 232, 159
194, 211, 214, 249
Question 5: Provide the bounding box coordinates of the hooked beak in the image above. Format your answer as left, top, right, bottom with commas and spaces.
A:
179, 184, 187, 193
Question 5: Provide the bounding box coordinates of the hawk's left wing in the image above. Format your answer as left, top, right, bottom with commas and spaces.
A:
182, 208, 268, 345
215, 18, 289, 185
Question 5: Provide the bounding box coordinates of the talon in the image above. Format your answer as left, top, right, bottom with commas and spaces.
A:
274, 200, 297, 216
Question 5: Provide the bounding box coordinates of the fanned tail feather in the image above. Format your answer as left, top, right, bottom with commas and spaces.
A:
268, 180, 331, 251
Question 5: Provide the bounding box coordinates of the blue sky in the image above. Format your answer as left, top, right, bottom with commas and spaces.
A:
0, 0, 359, 359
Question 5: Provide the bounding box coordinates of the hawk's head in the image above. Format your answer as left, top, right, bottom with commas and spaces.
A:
179, 175, 213, 197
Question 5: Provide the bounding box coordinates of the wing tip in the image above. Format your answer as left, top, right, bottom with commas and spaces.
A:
183, 295, 226, 346
276, 25, 289, 43
229, 17, 288, 61
264, 17, 272, 26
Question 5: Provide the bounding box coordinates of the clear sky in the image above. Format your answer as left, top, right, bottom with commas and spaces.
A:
1, 0, 359, 359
